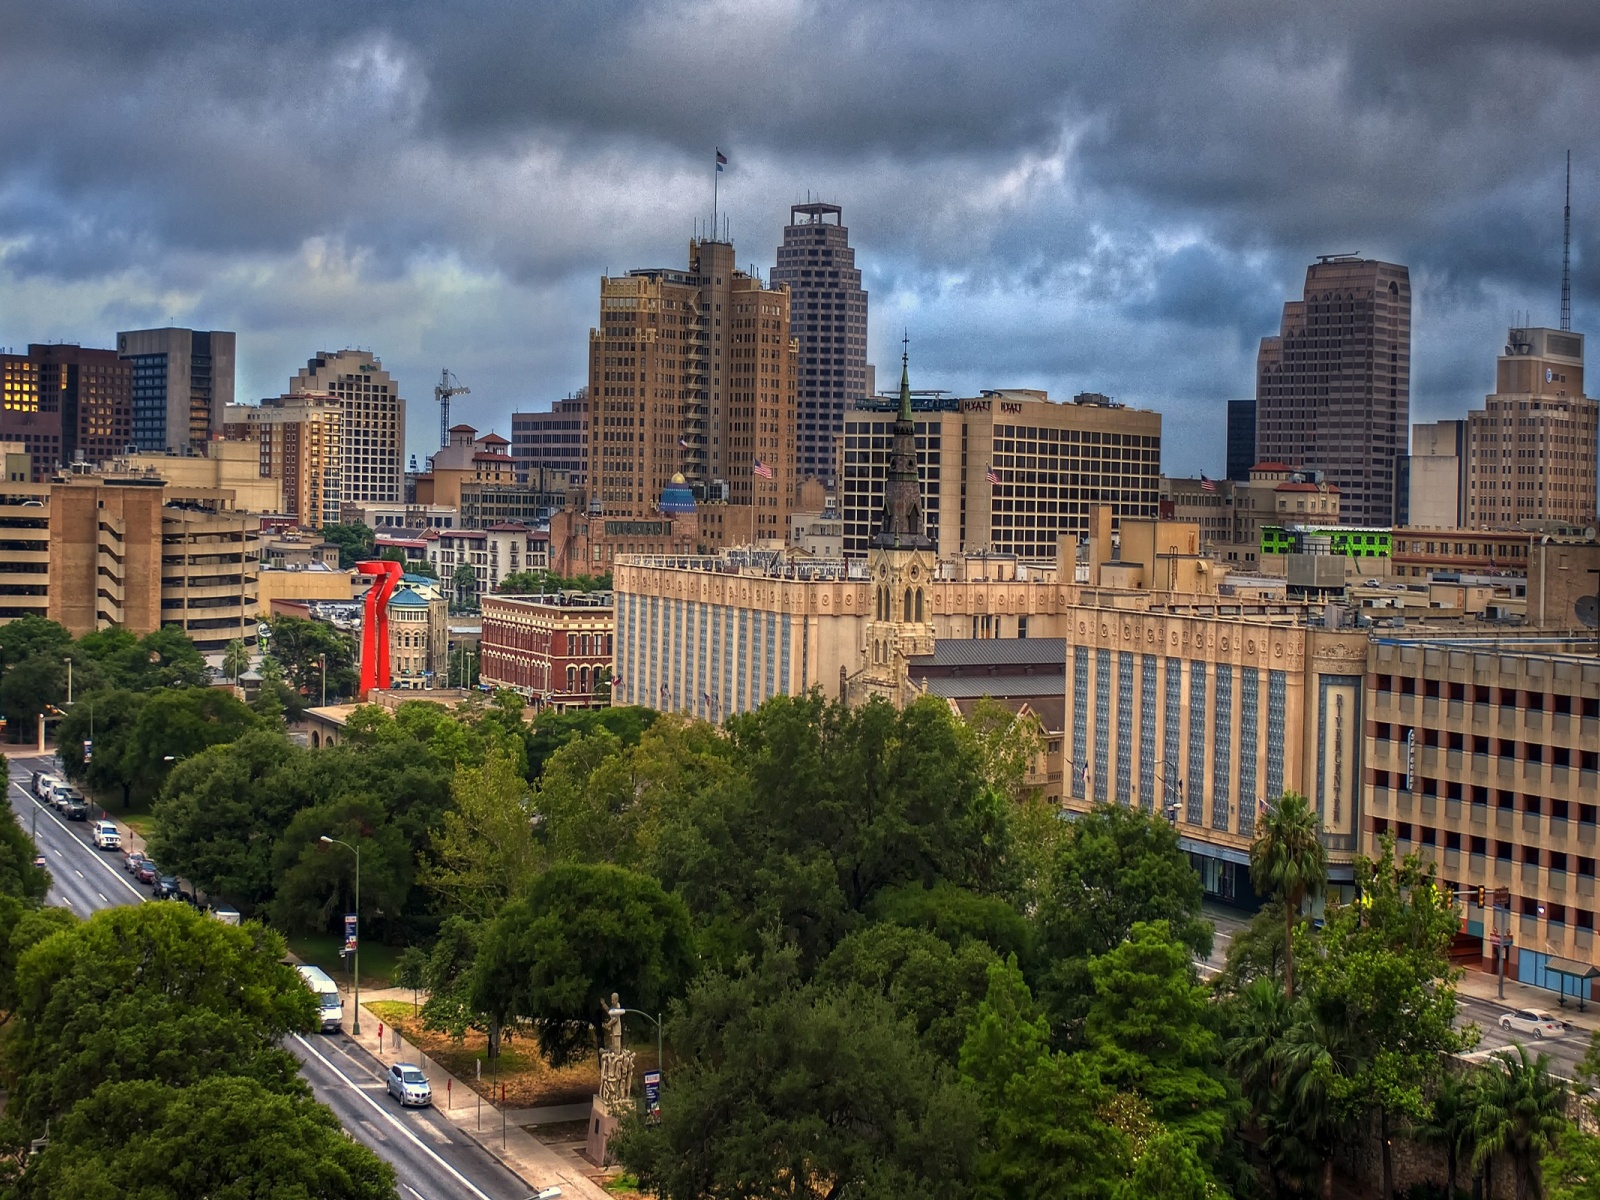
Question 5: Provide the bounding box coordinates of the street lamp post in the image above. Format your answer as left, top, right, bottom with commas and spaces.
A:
607, 1005, 664, 1093
320, 835, 361, 1035
320, 653, 327, 708
65, 658, 72, 706
1152, 759, 1183, 826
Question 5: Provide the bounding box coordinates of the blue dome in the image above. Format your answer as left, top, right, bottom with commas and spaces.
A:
659, 472, 696, 515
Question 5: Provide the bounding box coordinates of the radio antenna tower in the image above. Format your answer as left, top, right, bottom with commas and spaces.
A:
434, 369, 470, 449
1562, 150, 1572, 332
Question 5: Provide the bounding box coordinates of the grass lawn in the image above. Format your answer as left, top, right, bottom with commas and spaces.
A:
363, 1000, 655, 1109
286, 934, 405, 990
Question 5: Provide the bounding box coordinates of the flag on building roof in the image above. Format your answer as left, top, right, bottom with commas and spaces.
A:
716, 149, 727, 171
1200, 474, 1217, 493
985, 465, 1001, 485
753, 459, 774, 479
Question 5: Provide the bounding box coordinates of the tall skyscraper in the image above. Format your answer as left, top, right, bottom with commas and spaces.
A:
1464, 327, 1596, 529
587, 238, 798, 541
28, 344, 133, 469
1225, 400, 1256, 481
0, 352, 59, 481
224, 394, 344, 528
769, 203, 869, 485
289, 350, 405, 506
1254, 257, 1411, 526
511, 393, 589, 484
116, 327, 235, 454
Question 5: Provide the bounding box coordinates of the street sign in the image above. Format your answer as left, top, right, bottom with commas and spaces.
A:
83, 739, 92, 763
643, 1069, 661, 1123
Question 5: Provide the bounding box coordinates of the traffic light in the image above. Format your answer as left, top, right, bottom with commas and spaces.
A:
1477, 885, 1486, 908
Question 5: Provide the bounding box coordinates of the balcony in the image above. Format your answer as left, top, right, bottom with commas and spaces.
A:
1495, 808, 1513, 832
1445, 798, 1463, 822
1549, 869, 1568, 894
1527, 710, 1544, 734
1551, 817, 1569, 844
1494, 859, 1513, 881
1520, 862, 1540, 886
1469, 852, 1486, 876
1397, 792, 1414, 817
1523, 812, 1541, 836
1524, 761, 1544, 784
1469, 802, 1488, 826
1444, 848, 1462, 871
1421, 795, 1438, 819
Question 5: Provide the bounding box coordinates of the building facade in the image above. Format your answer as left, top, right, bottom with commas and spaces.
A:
1365, 637, 1600, 989
1226, 400, 1256, 482
587, 239, 799, 543
1409, 419, 1468, 530
116, 327, 235, 455
479, 592, 614, 710
1465, 328, 1596, 531
1255, 257, 1411, 526
29, 343, 133, 468
769, 202, 870, 484
0, 445, 51, 622
290, 350, 405, 505
386, 581, 448, 687
839, 390, 1162, 559
224, 394, 343, 527
511, 394, 588, 485
0, 353, 61, 482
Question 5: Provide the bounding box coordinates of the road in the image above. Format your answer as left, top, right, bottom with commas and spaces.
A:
7, 752, 534, 1200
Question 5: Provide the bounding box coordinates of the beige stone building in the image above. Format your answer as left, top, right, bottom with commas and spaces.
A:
290, 350, 405, 506
1162, 464, 1342, 570
258, 565, 356, 612
1465, 328, 1596, 531
122, 442, 284, 515
224, 394, 342, 528
1365, 636, 1600, 992
48, 471, 260, 650
0, 445, 50, 622
587, 239, 798, 544
386, 580, 448, 687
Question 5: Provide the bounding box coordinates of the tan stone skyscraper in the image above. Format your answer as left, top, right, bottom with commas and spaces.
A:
1256, 256, 1411, 526
224, 393, 343, 528
587, 238, 798, 542
1464, 327, 1596, 529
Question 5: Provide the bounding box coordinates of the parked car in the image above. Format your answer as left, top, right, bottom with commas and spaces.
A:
34, 775, 62, 803
32, 854, 46, 870
1500, 1009, 1565, 1038
53, 785, 84, 813
91, 821, 121, 851
385, 1063, 432, 1107
122, 850, 149, 875
63, 798, 88, 821
151, 875, 183, 900
135, 860, 160, 885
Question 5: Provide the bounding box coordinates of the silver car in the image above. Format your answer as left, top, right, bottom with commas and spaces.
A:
1499, 1009, 1564, 1038
385, 1062, 432, 1107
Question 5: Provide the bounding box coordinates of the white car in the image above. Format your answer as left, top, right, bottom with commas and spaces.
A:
91, 821, 121, 851
385, 1062, 432, 1107
1500, 1009, 1565, 1038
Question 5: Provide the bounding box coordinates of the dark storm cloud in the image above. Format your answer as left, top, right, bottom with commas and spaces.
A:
1, 1, 1598, 471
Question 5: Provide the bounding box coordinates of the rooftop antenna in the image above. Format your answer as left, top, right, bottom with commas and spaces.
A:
1562, 150, 1572, 333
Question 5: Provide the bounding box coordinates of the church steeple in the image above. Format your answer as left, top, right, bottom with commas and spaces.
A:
874, 338, 932, 549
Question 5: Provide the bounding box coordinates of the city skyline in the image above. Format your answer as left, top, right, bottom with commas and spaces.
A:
0, 3, 1595, 477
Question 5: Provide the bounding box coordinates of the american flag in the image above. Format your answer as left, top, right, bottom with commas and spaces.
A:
678, 438, 691, 449
715, 149, 727, 171
1200, 474, 1217, 493
701, 691, 711, 706
659, 684, 668, 698
753, 459, 774, 479
985, 465, 1001, 485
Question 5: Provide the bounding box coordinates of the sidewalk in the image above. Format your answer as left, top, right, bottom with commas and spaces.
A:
343, 987, 613, 1200
1456, 963, 1600, 1029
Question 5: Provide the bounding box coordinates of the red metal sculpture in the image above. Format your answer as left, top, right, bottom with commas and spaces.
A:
356, 559, 404, 695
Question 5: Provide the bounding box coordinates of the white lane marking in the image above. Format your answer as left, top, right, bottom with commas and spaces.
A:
292, 1035, 496, 1200
406, 1186, 430, 1200
10, 783, 143, 901
97, 892, 107, 903
74, 870, 83, 879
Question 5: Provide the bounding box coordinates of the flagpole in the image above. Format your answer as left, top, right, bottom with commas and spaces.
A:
712, 148, 719, 240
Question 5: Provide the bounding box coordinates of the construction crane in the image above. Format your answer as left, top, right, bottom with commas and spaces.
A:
434, 369, 470, 448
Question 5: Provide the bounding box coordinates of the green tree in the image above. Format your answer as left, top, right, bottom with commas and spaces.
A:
958, 956, 1128, 1200
56, 689, 147, 807
265, 615, 358, 702
0, 616, 72, 670
523, 704, 656, 781
1083, 922, 1234, 1159
0, 654, 64, 740
0, 801, 49, 906
130, 626, 209, 689
222, 637, 251, 684
421, 748, 540, 920
1114, 1132, 1213, 1200
453, 562, 478, 607
20, 1075, 397, 1200
1545, 1123, 1600, 1200
470, 862, 696, 1066
1249, 790, 1326, 999
393, 947, 428, 1016
1416, 1071, 1478, 1200
0, 905, 76, 1024
321, 522, 376, 569
498, 569, 612, 594
126, 687, 259, 798
1472, 1045, 1569, 1200
613, 945, 977, 1200
6, 903, 315, 1129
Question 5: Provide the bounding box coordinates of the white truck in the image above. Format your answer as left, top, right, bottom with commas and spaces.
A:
295, 964, 345, 1033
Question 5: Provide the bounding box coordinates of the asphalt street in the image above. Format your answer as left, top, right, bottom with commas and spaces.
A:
7, 752, 534, 1200
1455, 991, 1591, 1080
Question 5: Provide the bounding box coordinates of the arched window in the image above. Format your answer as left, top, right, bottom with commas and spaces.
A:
903, 588, 913, 622
566, 665, 577, 692
915, 589, 924, 621
580, 666, 590, 692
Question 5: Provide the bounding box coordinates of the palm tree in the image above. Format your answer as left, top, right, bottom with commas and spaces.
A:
1417, 1071, 1476, 1198
222, 637, 251, 685
1471, 1045, 1569, 1200
1249, 790, 1327, 999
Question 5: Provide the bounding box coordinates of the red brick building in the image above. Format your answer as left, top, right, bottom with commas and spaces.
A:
479, 592, 614, 711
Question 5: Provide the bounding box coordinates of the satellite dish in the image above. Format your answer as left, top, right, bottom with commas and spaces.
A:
1577, 596, 1600, 630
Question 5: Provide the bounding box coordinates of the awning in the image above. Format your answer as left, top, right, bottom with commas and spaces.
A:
1178, 837, 1252, 868
1543, 957, 1600, 980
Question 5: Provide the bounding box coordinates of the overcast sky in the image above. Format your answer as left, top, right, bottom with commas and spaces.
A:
1, 1, 1596, 474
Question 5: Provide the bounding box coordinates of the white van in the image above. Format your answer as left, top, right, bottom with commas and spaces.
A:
295, 964, 345, 1032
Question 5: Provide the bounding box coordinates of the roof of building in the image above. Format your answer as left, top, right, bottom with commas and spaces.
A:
1251, 461, 1293, 472
1274, 481, 1340, 493
472, 452, 515, 463
479, 432, 510, 446
659, 472, 696, 515
449, 423, 476, 433
389, 588, 431, 608
484, 522, 532, 532
906, 638, 1066, 669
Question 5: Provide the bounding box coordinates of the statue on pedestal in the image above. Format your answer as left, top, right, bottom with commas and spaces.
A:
597, 991, 635, 1116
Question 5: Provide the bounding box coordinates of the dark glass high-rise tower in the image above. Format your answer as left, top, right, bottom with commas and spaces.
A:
770, 202, 869, 485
